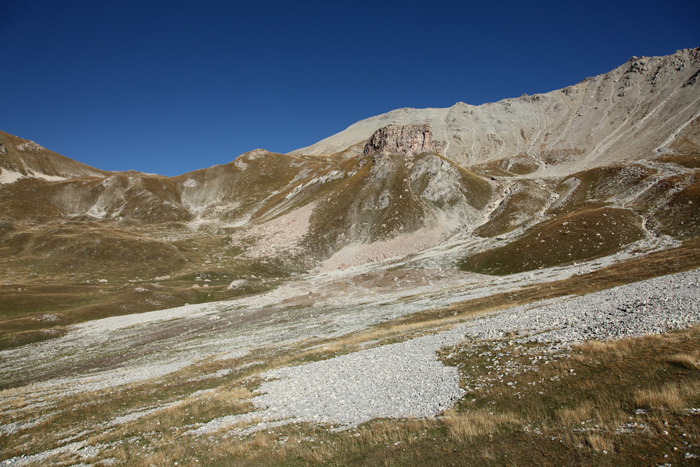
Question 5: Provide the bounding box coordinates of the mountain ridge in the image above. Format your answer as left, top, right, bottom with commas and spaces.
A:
1, 48, 698, 183
0, 130, 107, 183
291, 47, 700, 175
0, 47, 698, 285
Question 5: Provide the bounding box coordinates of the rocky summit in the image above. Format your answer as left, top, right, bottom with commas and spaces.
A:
1, 47, 700, 466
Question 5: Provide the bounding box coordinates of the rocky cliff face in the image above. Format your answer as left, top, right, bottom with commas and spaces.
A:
362, 124, 443, 161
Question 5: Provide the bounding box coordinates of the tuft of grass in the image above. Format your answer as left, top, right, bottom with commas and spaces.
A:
556, 400, 596, 426
634, 385, 685, 411
574, 334, 662, 357
634, 380, 700, 411
442, 409, 520, 441
665, 353, 700, 370
586, 433, 614, 452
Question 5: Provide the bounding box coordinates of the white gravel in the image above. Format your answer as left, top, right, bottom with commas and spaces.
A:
255, 331, 464, 427
193, 268, 700, 434
461, 268, 700, 348
194, 328, 466, 434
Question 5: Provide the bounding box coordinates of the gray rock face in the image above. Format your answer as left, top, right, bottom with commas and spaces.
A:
363, 124, 443, 162
410, 155, 464, 205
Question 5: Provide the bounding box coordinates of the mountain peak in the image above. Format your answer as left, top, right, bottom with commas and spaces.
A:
291, 47, 700, 171
0, 130, 105, 184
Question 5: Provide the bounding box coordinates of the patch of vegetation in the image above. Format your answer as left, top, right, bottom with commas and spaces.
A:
540, 146, 585, 166
666, 116, 700, 156
652, 174, 700, 239
462, 206, 645, 275
656, 153, 700, 169
452, 160, 493, 210
550, 165, 655, 214
402, 238, 700, 326
471, 153, 542, 177
499, 153, 540, 175
0, 221, 286, 350
302, 156, 427, 259
475, 179, 552, 237
253, 157, 356, 221
470, 161, 513, 179
301, 152, 491, 261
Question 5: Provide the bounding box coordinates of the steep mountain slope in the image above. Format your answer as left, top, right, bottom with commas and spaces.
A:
292, 48, 700, 175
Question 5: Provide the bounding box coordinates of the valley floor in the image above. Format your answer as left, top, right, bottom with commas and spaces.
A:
1, 249, 700, 465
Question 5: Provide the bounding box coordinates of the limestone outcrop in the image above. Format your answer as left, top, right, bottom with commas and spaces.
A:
362, 124, 443, 162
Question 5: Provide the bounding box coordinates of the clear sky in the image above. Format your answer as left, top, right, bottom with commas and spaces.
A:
1, 0, 698, 176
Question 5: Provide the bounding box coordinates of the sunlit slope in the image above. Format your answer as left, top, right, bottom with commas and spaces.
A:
0, 47, 697, 284
292, 48, 700, 174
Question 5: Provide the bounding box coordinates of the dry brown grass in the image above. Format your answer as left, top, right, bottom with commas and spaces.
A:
128, 442, 188, 467
656, 153, 700, 168
665, 352, 700, 370
575, 334, 662, 357
0, 392, 29, 412
555, 396, 627, 432
200, 431, 280, 463
225, 386, 254, 400
113, 385, 255, 439
442, 408, 520, 441
634, 385, 685, 411
634, 380, 700, 411
353, 420, 406, 446
586, 433, 614, 452
557, 400, 596, 426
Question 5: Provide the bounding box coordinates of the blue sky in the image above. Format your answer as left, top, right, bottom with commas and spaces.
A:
1, 1, 698, 176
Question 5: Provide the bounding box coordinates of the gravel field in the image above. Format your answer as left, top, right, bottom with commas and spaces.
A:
193, 268, 700, 434
461, 267, 700, 347
194, 328, 466, 434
